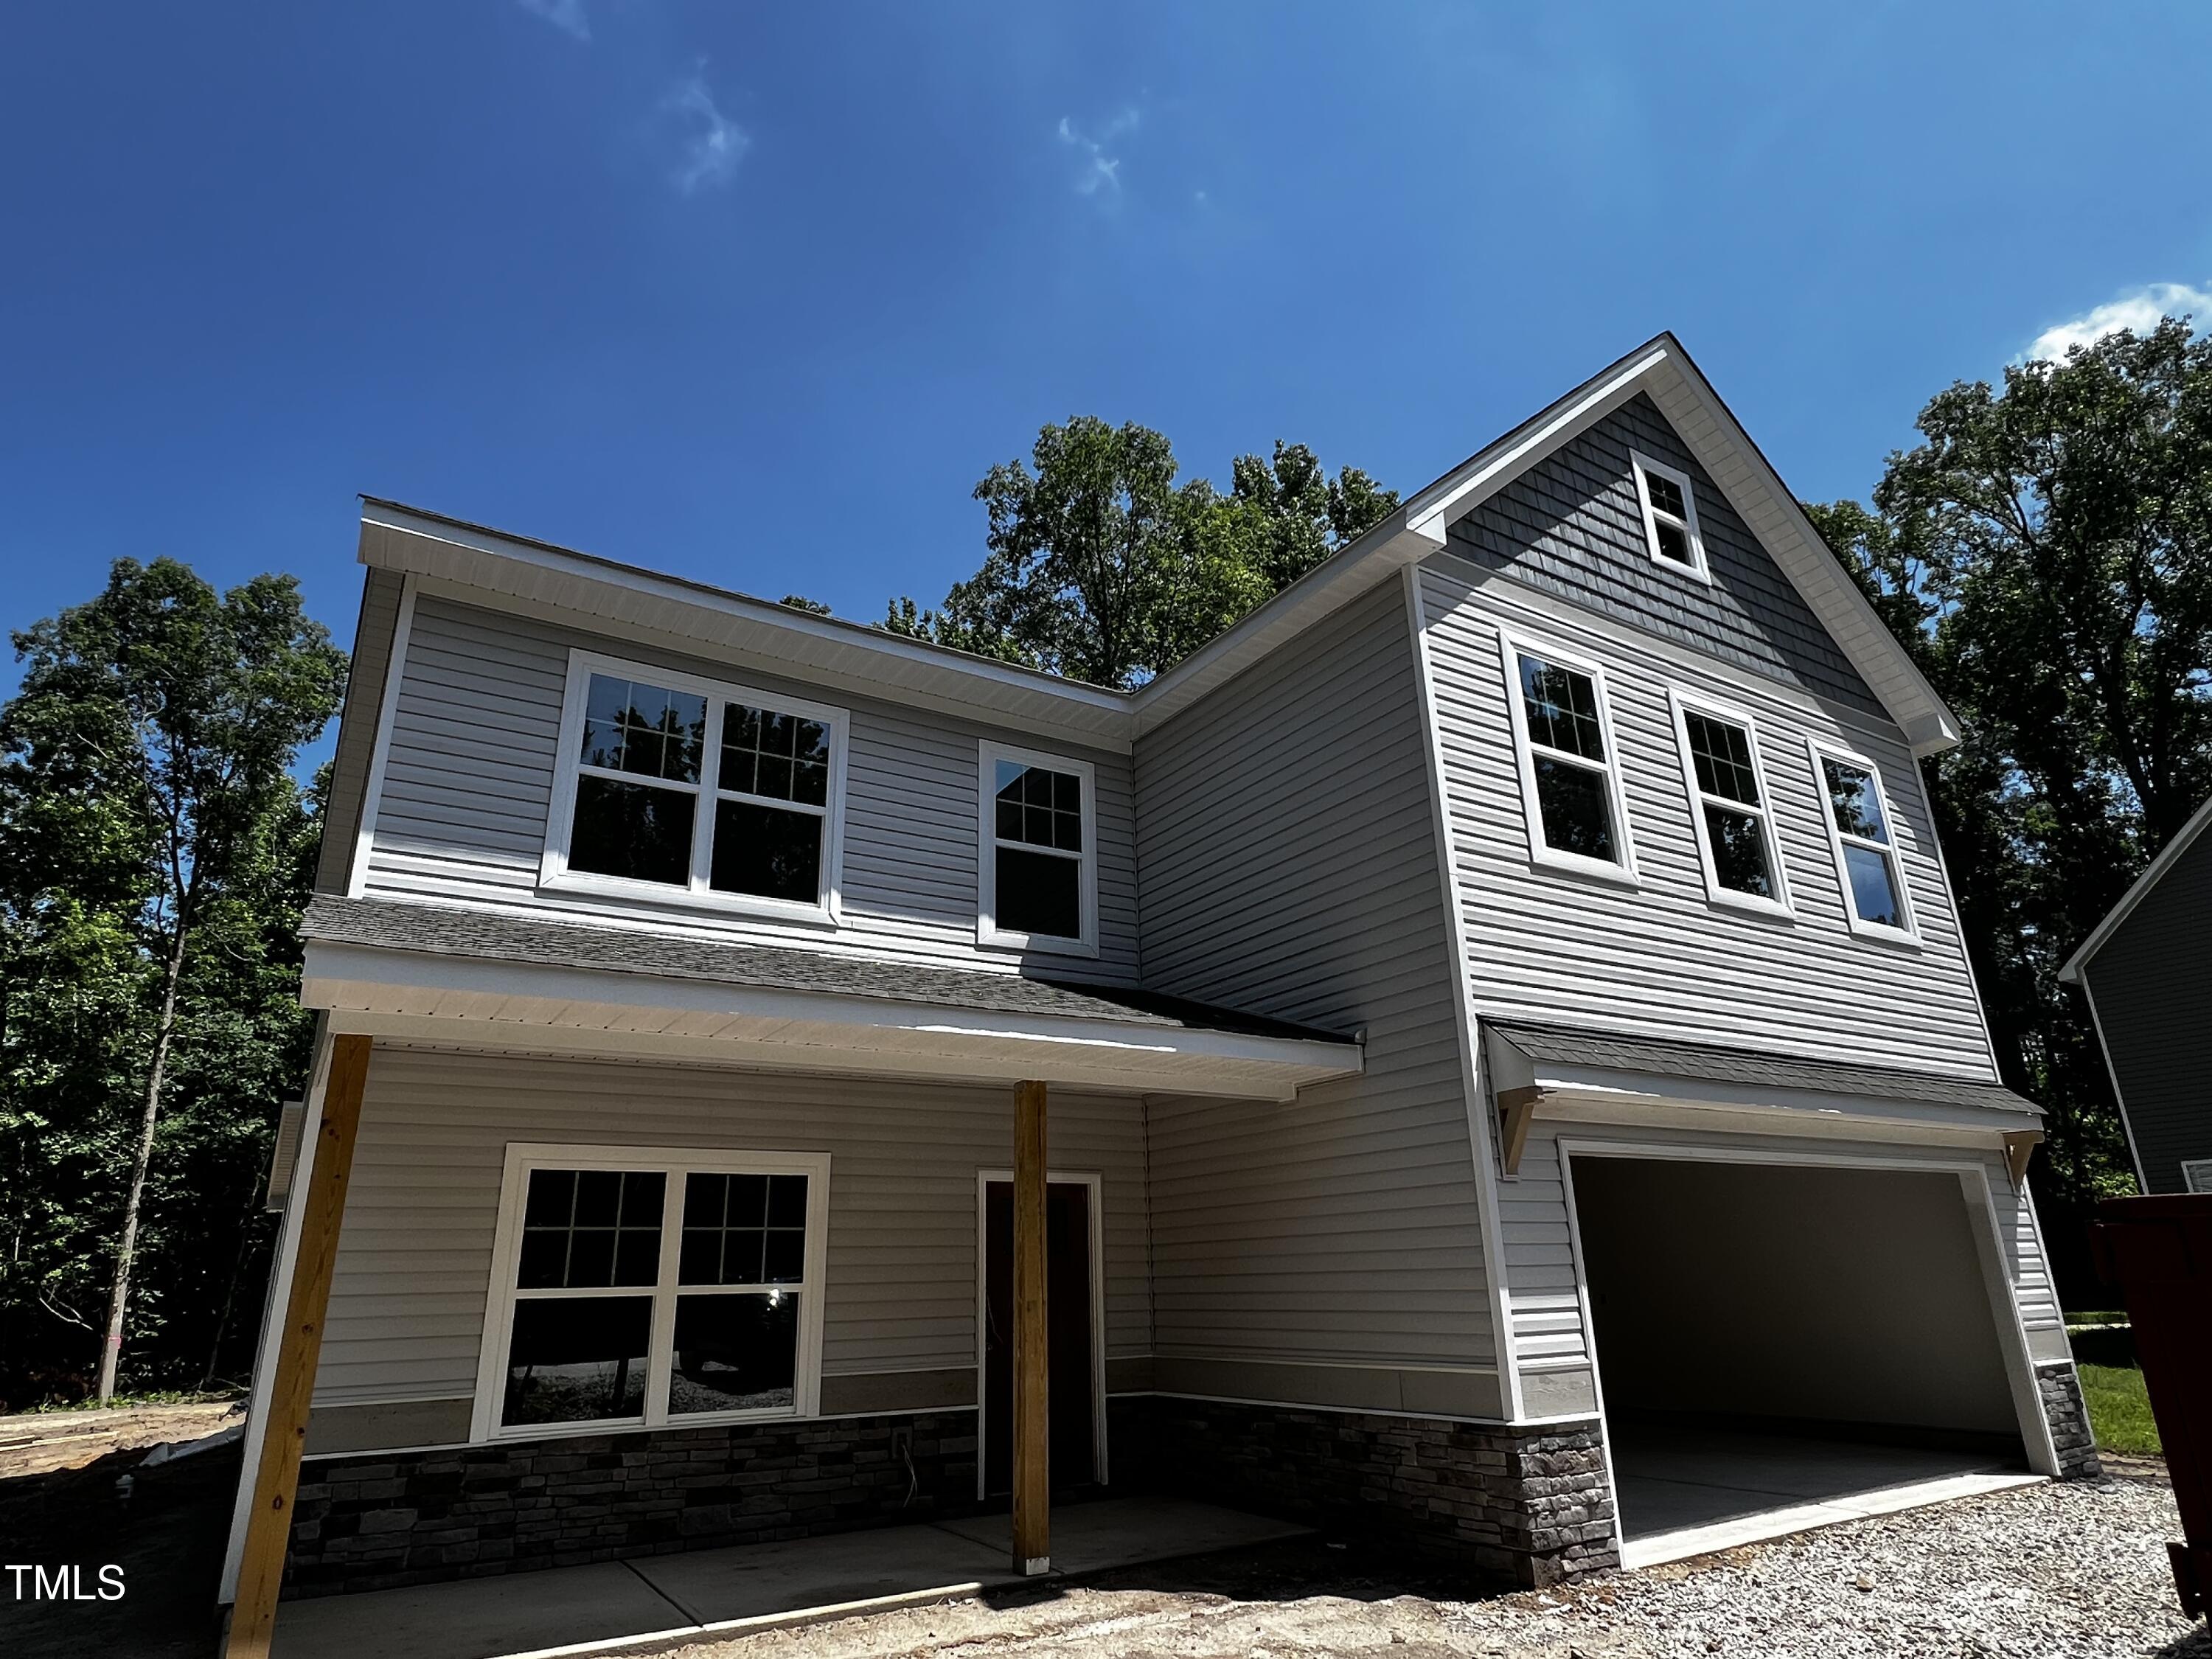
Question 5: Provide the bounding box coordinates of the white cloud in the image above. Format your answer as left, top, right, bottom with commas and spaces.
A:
1058, 108, 1139, 197
664, 72, 749, 195
2025, 282, 2212, 361
515, 0, 590, 41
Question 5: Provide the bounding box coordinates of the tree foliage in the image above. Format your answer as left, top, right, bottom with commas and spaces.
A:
1808, 317, 2212, 1274
886, 419, 1399, 688
0, 559, 345, 1404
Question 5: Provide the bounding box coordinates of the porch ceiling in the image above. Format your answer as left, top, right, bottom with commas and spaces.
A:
298, 898, 1362, 1100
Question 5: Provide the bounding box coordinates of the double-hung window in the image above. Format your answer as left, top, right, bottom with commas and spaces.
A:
1670, 691, 1790, 913
476, 1146, 830, 1441
1630, 450, 1708, 580
1810, 741, 1916, 941
1500, 634, 1635, 881
978, 740, 1097, 953
546, 653, 847, 919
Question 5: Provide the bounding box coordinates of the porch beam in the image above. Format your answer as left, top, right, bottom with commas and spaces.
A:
1011, 1078, 1050, 1575
223, 1034, 374, 1659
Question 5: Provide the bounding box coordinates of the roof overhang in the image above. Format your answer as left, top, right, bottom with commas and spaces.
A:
302, 939, 1363, 1102
1484, 1021, 2041, 1143
360, 330, 1960, 757
2059, 789, 2212, 982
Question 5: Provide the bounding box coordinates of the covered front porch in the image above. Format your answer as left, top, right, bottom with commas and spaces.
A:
219, 897, 1362, 1657
272, 1495, 1310, 1659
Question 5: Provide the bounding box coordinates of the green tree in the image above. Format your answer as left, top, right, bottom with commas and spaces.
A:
887, 419, 1397, 689
0, 559, 346, 1400
1808, 317, 2212, 1275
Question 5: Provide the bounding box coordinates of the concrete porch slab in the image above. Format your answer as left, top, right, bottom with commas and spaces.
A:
271, 1498, 1312, 1659
1618, 1470, 2045, 1571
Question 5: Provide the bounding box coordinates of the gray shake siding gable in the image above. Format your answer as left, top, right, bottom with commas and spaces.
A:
1447, 393, 1887, 717
1134, 578, 1502, 1408
359, 592, 1142, 982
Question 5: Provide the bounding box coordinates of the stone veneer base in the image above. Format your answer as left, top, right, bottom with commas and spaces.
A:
284, 1408, 978, 1598
1127, 1394, 1618, 1587
2034, 1362, 2103, 1480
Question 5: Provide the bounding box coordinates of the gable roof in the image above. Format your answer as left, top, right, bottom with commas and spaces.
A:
2059, 790, 2212, 982
356, 333, 1960, 755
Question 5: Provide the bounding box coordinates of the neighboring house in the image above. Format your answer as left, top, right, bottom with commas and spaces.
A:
2062, 793, 2212, 1194
220, 335, 2098, 1635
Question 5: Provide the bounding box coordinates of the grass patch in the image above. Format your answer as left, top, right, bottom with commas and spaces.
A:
2081, 1363, 2162, 1457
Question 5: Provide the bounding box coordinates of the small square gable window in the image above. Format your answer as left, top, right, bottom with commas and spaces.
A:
1631, 451, 1708, 580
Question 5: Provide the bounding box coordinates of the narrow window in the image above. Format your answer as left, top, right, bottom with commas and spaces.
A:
485, 1150, 828, 1440
1511, 649, 1628, 871
979, 743, 1096, 950
1815, 748, 1913, 936
1631, 451, 1706, 577
504, 1167, 666, 1427
1674, 698, 1786, 909
569, 675, 706, 887
712, 705, 830, 903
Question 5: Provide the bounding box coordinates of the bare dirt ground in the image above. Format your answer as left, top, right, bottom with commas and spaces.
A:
0, 1398, 243, 1479
667, 1472, 2208, 1659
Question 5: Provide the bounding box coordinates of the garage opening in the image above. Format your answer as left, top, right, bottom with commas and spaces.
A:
1571, 1155, 2037, 1559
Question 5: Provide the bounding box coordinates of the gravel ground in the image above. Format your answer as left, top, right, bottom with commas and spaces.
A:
669, 1472, 2208, 1659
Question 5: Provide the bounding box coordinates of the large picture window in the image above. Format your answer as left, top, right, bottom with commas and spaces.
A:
475, 1146, 830, 1441
1500, 633, 1635, 882
1810, 740, 1917, 942
978, 740, 1097, 954
1670, 690, 1790, 914
544, 652, 846, 919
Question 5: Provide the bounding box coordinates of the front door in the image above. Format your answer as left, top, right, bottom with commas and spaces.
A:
981, 1178, 1097, 1498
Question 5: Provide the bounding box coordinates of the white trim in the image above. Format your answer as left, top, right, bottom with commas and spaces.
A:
540, 648, 850, 926
975, 740, 1100, 958
1496, 626, 1640, 888
346, 576, 417, 900
2184, 1159, 2212, 1194
469, 1143, 832, 1445
1402, 568, 1525, 1420
1808, 737, 1920, 946
1666, 686, 1793, 918
220, 1023, 337, 1603
972, 1168, 1110, 1500
1555, 1135, 2062, 1495
2060, 789, 2212, 980
1630, 449, 1709, 582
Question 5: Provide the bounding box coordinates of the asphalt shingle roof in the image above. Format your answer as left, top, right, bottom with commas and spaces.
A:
1485, 1018, 2038, 1115
301, 895, 1349, 1046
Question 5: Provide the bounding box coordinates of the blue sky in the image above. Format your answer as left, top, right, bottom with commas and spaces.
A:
4, 2, 2209, 720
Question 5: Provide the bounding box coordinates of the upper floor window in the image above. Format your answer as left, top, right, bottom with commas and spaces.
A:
1812, 741, 1916, 942
545, 651, 847, 920
1631, 451, 1708, 580
1671, 692, 1790, 914
476, 1145, 829, 1441
978, 740, 1097, 955
1500, 634, 1635, 883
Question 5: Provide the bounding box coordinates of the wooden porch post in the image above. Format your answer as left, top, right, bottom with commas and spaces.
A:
223, 1034, 374, 1659
1011, 1078, 1051, 1575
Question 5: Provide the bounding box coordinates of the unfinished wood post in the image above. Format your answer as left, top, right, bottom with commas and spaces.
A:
1011, 1078, 1050, 1575
224, 1034, 373, 1659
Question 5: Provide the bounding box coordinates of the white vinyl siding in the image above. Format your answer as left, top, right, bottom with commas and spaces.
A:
313, 1045, 1152, 1411
357, 594, 1141, 981
1134, 580, 1497, 1382
1419, 559, 1998, 1077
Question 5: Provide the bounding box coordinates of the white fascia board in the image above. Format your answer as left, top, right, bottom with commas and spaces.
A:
300, 940, 1360, 1101
2059, 789, 2212, 982
1525, 1059, 2042, 1135
356, 503, 1137, 751
1638, 353, 1964, 757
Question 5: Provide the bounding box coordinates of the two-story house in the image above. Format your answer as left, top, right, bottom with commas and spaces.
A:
220, 335, 2098, 1646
